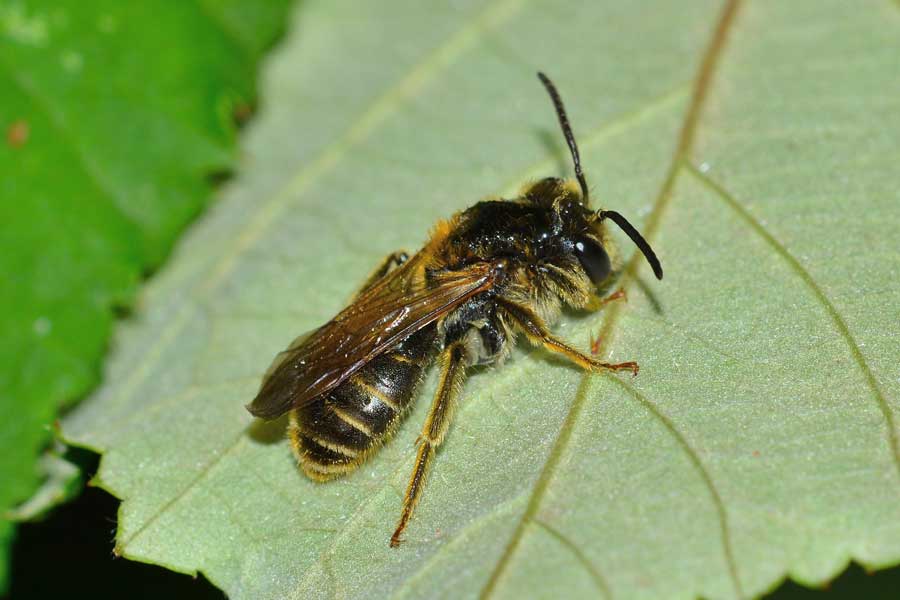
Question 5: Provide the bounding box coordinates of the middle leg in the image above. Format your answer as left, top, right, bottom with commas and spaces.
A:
586, 286, 627, 312
498, 298, 639, 375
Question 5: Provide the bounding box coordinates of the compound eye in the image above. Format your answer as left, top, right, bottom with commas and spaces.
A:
574, 237, 611, 285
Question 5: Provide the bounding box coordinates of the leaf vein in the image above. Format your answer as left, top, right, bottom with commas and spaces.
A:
390, 494, 529, 600
608, 376, 743, 599
0, 54, 134, 231
118, 433, 247, 551
480, 1, 746, 598
478, 375, 593, 599
98, 0, 527, 420
498, 83, 691, 197
684, 161, 900, 478
531, 517, 612, 599
192, 0, 255, 55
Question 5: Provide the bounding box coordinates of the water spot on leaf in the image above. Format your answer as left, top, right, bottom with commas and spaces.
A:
60, 50, 83, 74
33, 317, 52, 337
6, 120, 29, 148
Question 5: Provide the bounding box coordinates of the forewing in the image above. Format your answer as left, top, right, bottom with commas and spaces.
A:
246, 259, 501, 419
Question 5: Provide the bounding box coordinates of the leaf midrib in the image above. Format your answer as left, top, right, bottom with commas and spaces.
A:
83, 0, 740, 589
245, 84, 696, 594
479, 1, 746, 598
80, 68, 691, 588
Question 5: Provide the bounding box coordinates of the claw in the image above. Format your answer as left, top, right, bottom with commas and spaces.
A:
589, 330, 603, 355
606, 287, 627, 304
610, 361, 639, 377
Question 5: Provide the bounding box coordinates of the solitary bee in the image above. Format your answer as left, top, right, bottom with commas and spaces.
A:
247, 73, 663, 547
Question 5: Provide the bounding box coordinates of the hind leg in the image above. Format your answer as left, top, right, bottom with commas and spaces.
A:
390, 343, 468, 547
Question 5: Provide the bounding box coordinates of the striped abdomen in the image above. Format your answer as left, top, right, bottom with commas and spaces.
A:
289, 327, 437, 480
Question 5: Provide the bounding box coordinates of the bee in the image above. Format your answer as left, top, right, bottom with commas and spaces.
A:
247, 72, 663, 547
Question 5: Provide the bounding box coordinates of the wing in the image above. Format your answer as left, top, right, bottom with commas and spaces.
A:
246, 257, 503, 420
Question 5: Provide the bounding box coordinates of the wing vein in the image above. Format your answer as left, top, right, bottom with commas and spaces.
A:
249, 261, 500, 419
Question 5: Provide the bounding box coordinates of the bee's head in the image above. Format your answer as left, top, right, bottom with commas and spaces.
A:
531, 73, 663, 284
524, 176, 660, 287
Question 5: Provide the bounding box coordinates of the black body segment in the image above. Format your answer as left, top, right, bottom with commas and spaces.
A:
289, 327, 437, 480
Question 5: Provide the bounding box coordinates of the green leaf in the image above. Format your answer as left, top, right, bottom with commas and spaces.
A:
5, 443, 81, 522
61, 1, 900, 598
0, 0, 291, 591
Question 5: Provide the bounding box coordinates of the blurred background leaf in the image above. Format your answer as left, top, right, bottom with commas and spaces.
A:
0, 0, 292, 592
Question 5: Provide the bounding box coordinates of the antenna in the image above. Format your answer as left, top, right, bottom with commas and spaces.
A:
537, 72, 590, 205
538, 73, 663, 281
598, 210, 664, 280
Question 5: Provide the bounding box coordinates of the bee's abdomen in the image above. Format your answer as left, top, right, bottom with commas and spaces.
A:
289, 328, 436, 480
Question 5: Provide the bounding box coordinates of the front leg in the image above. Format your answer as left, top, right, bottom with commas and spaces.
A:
585, 287, 627, 312
586, 288, 627, 352
390, 343, 468, 547
498, 299, 638, 375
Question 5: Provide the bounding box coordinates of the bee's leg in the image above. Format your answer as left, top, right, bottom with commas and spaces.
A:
499, 299, 639, 375
390, 343, 467, 548
586, 288, 626, 351
352, 250, 409, 300
585, 287, 627, 311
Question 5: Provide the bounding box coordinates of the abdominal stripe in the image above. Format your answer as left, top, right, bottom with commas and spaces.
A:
331, 405, 374, 436
350, 374, 401, 412
305, 432, 359, 458
389, 352, 418, 366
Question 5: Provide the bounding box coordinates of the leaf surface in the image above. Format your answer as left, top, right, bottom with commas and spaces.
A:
0, 0, 290, 590
62, 1, 900, 598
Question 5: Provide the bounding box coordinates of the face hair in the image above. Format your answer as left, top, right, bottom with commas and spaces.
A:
598, 210, 664, 280
537, 72, 590, 206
